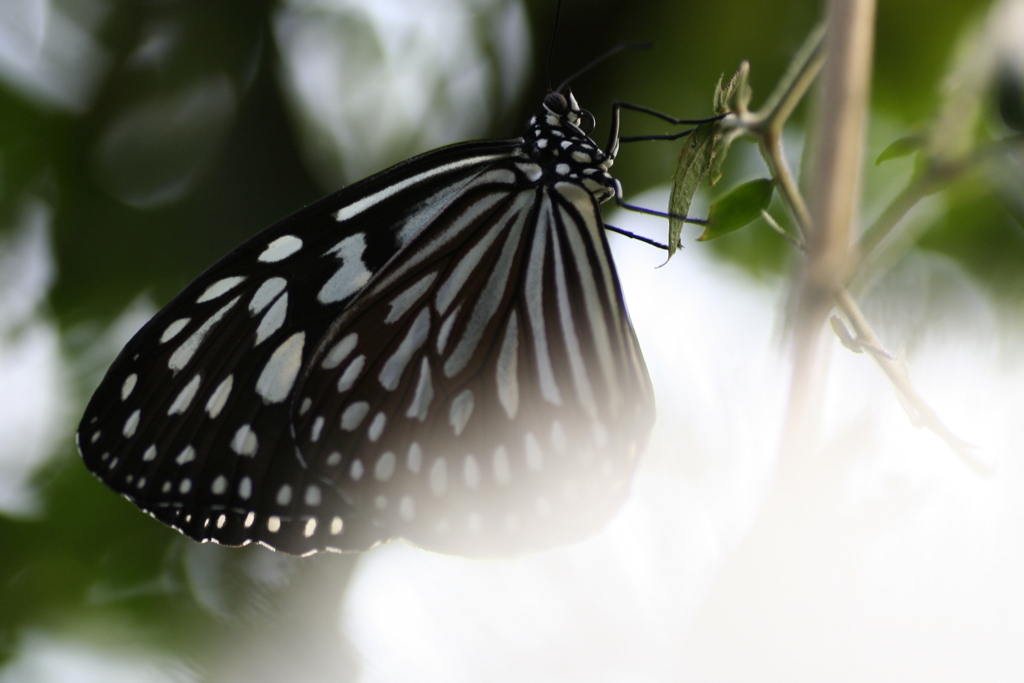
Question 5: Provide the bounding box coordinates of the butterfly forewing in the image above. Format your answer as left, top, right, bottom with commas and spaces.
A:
78, 93, 656, 558
79, 140, 523, 554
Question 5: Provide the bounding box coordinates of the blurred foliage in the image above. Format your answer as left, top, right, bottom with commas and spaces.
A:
0, 0, 1018, 679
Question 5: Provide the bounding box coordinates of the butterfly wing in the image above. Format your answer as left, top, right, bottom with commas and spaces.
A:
292, 178, 655, 556
77, 139, 523, 555
80, 94, 658, 558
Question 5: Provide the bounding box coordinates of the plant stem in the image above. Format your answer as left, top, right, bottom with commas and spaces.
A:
781, 0, 877, 464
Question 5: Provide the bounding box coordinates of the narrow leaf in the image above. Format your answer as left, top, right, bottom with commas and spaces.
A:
875, 136, 924, 165
697, 178, 774, 241
667, 122, 717, 259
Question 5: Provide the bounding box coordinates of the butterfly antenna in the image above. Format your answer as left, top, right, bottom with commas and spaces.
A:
546, 0, 564, 93
554, 42, 653, 94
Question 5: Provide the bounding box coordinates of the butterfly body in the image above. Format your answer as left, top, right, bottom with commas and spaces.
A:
79, 91, 655, 557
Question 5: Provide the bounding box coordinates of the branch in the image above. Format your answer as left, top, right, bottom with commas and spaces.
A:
832, 290, 990, 475
781, 0, 877, 464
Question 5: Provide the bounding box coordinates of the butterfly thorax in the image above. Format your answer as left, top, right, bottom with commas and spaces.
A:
521, 91, 617, 203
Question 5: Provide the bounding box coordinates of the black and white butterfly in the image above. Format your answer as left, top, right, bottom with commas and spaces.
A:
78, 88, 665, 558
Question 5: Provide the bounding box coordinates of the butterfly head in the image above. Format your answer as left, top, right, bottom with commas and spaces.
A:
526, 90, 615, 201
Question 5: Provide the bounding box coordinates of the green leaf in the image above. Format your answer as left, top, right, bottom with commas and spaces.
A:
714, 70, 736, 114
875, 135, 924, 165
705, 65, 747, 187
697, 178, 775, 241
667, 122, 717, 259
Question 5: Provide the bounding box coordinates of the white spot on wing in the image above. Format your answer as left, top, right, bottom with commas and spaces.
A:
492, 446, 511, 486
333, 153, 507, 223
239, 476, 252, 499
276, 484, 292, 506
341, 402, 370, 431
197, 276, 246, 303
249, 277, 287, 315
255, 331, 305, 404
449, 390, 474, 436
205, 375, 233, 418
143, 445, 157, 461
405, 358, 433, 421
305, 485, 322, 506
254, 292, 288, 346
429, 458, 447, 497
211, 475, 228, 495
407, 442, 422, 473
400, 496, 415, 520
379, 307, 430, 390
318, 234, 371, 304
367, 412, 386, 442
550, 225, 600, 420
349, 459, 364, 481
231, 425, 258, 456
375, 451, 396, 481
123, 409, 140, 438
443, 193, 530, 378
322, 333, 357, 369
167, 374, 201, 415
160, 318, 190, 343
310, 416, 324, 442
436, 305, 460, 354
524, 198, 562, 404
435, 218, 505, 315
175, 445, 196, 465
337, 355, 365, 392
515, 162, 543, 181
169, 296, 241, 372
258, 235, 303, 263
496, 312, 518, 419
121, 374, 138, 401
385, 272, 438, 324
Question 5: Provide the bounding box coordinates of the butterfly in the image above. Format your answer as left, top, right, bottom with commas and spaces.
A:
77, 88, 660, 558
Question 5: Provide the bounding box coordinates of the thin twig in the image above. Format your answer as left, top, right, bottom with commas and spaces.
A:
855, 135, 1024, 280
833, 289, 989, 475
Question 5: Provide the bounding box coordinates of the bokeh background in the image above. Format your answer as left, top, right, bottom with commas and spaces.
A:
2, 0, 1023, 681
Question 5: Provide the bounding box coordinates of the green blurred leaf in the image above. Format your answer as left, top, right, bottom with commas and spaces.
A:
697, 178, 774, 241
667, 122, 717, 259
875, 135, 924, 165
998, 65, 1024, 134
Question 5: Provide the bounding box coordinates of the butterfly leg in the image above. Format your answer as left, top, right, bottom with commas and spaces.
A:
605, 101, 727, 159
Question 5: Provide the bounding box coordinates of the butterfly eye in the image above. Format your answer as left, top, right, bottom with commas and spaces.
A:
543, 91, 569, 115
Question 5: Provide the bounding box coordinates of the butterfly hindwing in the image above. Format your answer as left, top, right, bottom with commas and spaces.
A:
292, 178, 654, 556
